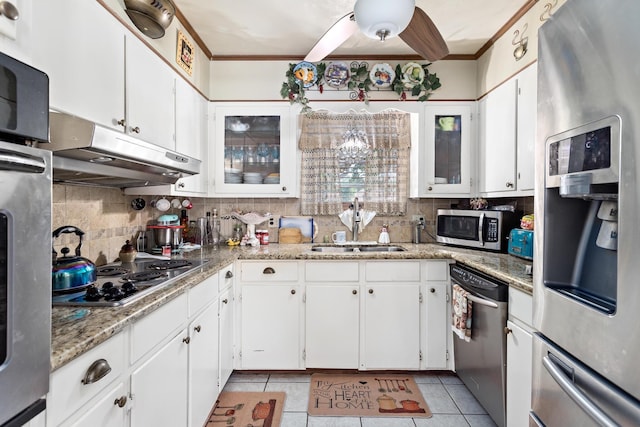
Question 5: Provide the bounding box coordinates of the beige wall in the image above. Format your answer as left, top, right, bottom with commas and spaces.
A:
476, 0, 567, 97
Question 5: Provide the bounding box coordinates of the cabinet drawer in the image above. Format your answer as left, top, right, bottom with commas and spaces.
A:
364, 261, 420, 282
189, 273, 218, 317
509, 287, 533, 326
48, 333, 126, 427
424, 261, 448, 281
131, 293, 188, 363
305, 261, 359, 282
240, 261, 299, 282
219, 263, 235, 291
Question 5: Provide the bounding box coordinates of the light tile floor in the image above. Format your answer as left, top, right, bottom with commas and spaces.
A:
221, 372, 498, 427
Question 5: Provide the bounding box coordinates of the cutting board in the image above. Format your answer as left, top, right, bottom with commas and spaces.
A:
279, 216, 316, 242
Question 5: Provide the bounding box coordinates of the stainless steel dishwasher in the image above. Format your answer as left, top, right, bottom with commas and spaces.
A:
450, 263, 509, 427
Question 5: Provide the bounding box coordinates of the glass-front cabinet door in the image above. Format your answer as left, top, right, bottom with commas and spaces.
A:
212, 104, 297, 197
419, 103, 473, 196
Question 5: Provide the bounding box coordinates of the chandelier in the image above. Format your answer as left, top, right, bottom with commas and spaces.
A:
337, 126, 371, 166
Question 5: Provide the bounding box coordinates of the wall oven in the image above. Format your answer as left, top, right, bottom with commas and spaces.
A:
533, 0, 640, 424
0, 53, 51, 426
436, 209, 519, 251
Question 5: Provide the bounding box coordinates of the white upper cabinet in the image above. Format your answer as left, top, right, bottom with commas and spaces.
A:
211, 103, 297, 197
413, 102, 474, 197
31, 0, 126, 131
125, 35, 176, 150
478, 64, 537, 196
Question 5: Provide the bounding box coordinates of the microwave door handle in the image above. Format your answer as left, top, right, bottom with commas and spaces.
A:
542, 355, 618, 427
465, 293, 498, 309
478, 213, 485, 246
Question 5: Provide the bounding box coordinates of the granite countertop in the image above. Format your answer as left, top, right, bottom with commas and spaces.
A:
51, 243, 533, 371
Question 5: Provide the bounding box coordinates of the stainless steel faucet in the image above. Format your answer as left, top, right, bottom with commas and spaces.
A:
352, 197, 361, 242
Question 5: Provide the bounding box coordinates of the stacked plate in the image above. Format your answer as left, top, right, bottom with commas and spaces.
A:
243, 172, 263, 184
225, 168, 242, 183
263, 173, 280, 184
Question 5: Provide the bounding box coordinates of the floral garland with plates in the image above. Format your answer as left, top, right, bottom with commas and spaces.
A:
280, 61, 441, 112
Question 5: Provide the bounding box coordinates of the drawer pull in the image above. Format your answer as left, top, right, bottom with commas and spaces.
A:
430, 288, 436, 293
130, 126, 141, 134
183, 337, 191, 345
352, 289, 358, 295
263, 267, 276, 274
225, 270, 234, 279
81, 359, 112, 385
291, 289, 296, 295
117, 118, 126, 127
504, 327, 513, 335
222, 298, 229, 304
368, 289, 374, 294
194, 325, 202, 333
114, 396, 127, 408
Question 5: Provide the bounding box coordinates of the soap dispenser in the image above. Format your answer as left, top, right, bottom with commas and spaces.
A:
378, 224, 390, 244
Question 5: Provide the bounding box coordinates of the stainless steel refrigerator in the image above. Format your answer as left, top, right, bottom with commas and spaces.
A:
533, 0, 640, 425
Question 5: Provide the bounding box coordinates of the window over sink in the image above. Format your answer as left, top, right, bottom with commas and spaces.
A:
298, 110, 411, 215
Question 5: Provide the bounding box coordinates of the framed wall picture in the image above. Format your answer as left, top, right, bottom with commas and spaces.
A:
176, 30, 194, 75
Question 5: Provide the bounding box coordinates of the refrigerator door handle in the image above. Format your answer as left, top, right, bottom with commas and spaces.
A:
543, 354, 618, 427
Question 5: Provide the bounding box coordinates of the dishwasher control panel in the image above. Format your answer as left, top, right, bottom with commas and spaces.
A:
450, 264, 509, 302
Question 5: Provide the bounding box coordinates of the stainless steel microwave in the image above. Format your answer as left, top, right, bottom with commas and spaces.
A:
0, 51, 49, 144
436, 209, 520, 251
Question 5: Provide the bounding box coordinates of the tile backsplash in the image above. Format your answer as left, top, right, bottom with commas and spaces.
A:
53, 183, 534, 265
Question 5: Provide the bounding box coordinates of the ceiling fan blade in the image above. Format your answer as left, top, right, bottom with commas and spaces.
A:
399, 7, 449, 61
304, 12, 358, 62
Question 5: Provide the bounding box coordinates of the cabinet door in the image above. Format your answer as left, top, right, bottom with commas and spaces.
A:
362, 284, 421, 370
189, 302, 219, 427
219, 287, 234, 390
125, 35, 176, 150
130, 330, 189, 427
305, 284, 360, 368
175, 78, 208, 194
421, 104, 473, 196
62, 382, 128, 427
506, 320, 533, 427
31, 0, 125, 131
240, 284, 302, 369
479, 79, 517, 193
516, 64, 537, 192
212, 104, 296, 197
423, 283, 449, 369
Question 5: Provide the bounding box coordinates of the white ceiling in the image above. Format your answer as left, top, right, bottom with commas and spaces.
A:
171, 0, 530, 59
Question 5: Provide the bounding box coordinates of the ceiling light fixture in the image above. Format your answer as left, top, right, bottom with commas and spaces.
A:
354, 0, 415, 42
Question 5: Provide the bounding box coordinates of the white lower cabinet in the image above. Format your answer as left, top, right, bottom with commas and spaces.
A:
188, 302, 219, 427
239, 283, 303, 369
130, 329, 189, 426
506, 288, 534, 427
362, 283, 421, 370
219, 286, 234, 390
422, 283, 450, 369
61, 382, 128, 427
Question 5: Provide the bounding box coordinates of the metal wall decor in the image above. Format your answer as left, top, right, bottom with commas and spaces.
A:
512, 23, 528, 61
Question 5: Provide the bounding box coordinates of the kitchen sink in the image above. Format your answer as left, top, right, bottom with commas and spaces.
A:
310, 245, 406, 253
310, 246, 356, 253
358, 246, 407, 252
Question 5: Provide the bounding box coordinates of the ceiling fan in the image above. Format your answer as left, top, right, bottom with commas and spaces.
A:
304, 0, 449, 63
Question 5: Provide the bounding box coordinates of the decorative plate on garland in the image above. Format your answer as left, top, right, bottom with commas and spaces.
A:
324, 62, 350, 88
369, 63, 395, 88
293, 61, 318, 88
401, 62, 425, 89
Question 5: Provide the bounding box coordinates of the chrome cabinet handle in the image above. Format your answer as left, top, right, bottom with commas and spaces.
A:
114, 396, 127, 408
430, 287, 436, 293
183, 337, 191, 344
194, 325, 201, 333
81, 359, 112, 385
225, 270, 234, 279
263, 267, 275, 274
352, 289, 358, 295
506, 182, 514, 188
504, 326, 512, 335
178, 182, 185, 188
282, 186, 287, 192
130, 126, 141, 134
368, 289, 374, 294
117, 119, 126, 127
291, 289, 296, 295
222, 298, 229, 304
427, 186, 433, 191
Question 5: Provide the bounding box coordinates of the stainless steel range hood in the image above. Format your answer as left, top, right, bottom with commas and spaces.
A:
42, 112, 201, 188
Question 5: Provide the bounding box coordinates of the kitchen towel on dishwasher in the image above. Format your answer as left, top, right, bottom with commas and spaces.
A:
452, 284, 472, 342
